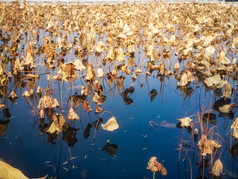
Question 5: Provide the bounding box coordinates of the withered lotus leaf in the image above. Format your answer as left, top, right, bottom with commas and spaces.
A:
173, 63, 179, 73
147, 157, 167, 176
0, 104, 6, 109
212, 159, 223, 177
59, 62, 77, 82
95, 41, 106, 53
81, 86, 88, 96
92, 92, 106, 105
115, 47, 125, 62
52, 98, 60, 108
8, 91, 17, 100
39, 109, 44, 119
219, 103, 235, 113
38, 96, 52, 109
0, 160, 28, 179
67, 108, 80, 121
231, 117, 238, 140
36, 86, 43, 95
101, 117, 119, 131
198, 135, 221, 156
22, 90, 30, 97
97, 68, 104, 78
204, 75, 228, 89
177, 73, 188, 86
135, 69, 142, 74
177, 117, 192, 127
221, 83, 232, 99
24, 52, 35, 68
83, 100, 92, 112
95, 106, 103, 114
74, 59, 86, 71
85, 65, 95, 81
47, 113, 65, 134
94, 80, 101, 92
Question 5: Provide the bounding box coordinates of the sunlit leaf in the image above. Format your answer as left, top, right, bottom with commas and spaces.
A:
101, 117, 119, 131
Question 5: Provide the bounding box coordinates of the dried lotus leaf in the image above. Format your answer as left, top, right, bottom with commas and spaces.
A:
8, 91, 17, 100
231, 118, 238, 140
219, 103, 235, 113
47, 113, 65, 134
221, 83, 232, 99
101, 117, 119, 131
198, 135, 221, 156
22, 90, 30, 97
177, 73, 188, 86
204, 75, 227, 89
135, 69, 142, 74
0, 160, 28, 179
115, 47, 125, 62
85, 65, 95, 81
177, 117, 192, 127
67, 108, 80, 120
74, 59, 86, 71
212, 159, 223, 177
147, 157, 167, 176
95, 41, 106, 53
97, 68, 104, 78
52, 98, 59, 108
95, 106, 103, 114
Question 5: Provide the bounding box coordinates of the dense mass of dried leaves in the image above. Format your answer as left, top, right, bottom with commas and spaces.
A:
0, 1, 238, 177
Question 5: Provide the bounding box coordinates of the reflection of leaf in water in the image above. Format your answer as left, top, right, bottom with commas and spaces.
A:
123, 97, 133, 106
176, 123, 192, 134
213, 98, 231, 111
0, 119, 10, 136
3, 108, 11, 119
70, 94, 87, 106
8, 91, 17, 103
83, 100, 92, 112
178, 86, 194, 98
159, 120, 176, 128
47, 132, 58, 144
39, 119, 49, 134
202, 113, 216, 125
218, 111, 234, 120
93, 118, 103, 130
117, 76, 125, 90
63, 123, 79, 147
149, 89, 158, 102
102, 142, 119, 157
83, 123, 92, 139
230, 142, 238, 157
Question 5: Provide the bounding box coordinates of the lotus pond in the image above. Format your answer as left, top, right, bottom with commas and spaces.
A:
0, 1, 238, 179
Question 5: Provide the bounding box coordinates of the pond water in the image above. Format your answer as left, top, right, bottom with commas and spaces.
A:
1, 1, 238, 179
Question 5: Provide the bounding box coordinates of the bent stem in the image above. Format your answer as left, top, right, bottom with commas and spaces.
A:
153, 172, 155, 179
